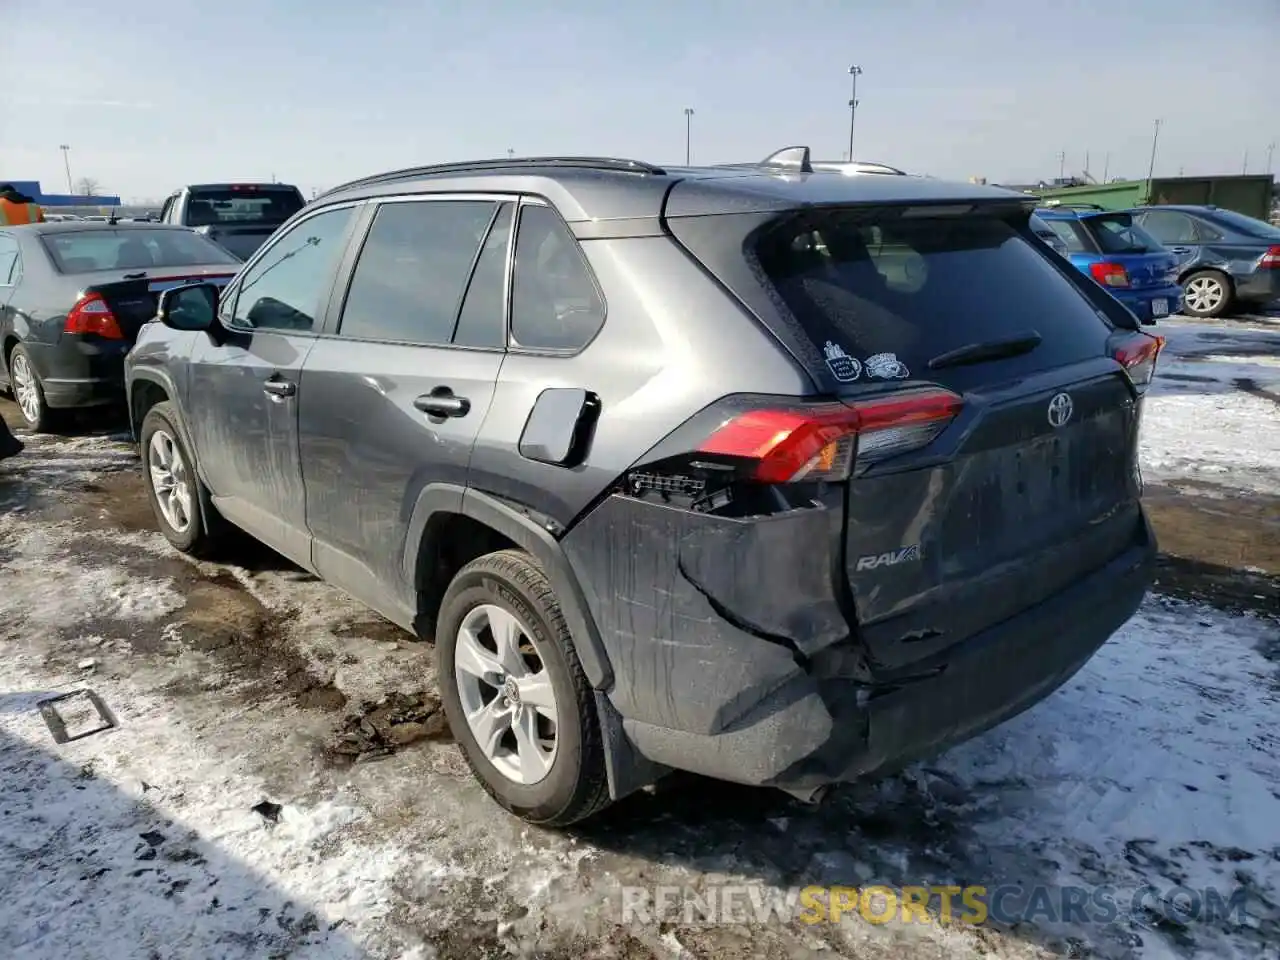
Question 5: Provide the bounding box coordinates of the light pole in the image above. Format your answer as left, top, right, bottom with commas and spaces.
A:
1146, 119, 1162, 182
846, 65, 862, 161
1267, 141, 1276, 174
59, 145, 72, 193
1058, 150, 1066, 181
507, 148, 514, 160
1242, 150, 1249, 175
683, 108, 694, 165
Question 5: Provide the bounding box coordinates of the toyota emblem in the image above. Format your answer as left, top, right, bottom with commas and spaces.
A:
1047, 392, 1074, 428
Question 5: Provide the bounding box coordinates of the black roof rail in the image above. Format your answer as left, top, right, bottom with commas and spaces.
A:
318, 156, 667, 199
759, 145, 814, 173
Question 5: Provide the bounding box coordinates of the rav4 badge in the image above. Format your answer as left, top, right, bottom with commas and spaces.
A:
855, 544, 921, 571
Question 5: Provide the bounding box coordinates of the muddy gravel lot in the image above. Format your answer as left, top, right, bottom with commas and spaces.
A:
1, 318, 1278, 960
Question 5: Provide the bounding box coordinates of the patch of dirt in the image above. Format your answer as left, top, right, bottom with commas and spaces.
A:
324, 690, 450, 765
331, 615, 410, 646
1144, 482, 1280, 590
166, 575, 346, 712
75, 469, 157, 534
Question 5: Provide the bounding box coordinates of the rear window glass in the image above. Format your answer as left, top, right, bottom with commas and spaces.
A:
755, 212, 1111, 377
1041, 218, 1090, 253
1203, 208, 1280, 240
1082, 215, 1165, 254
186, 187, 304, 227
41, 228, 241, 273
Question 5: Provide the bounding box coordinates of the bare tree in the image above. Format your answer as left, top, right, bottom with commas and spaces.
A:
76, 177, 102, 196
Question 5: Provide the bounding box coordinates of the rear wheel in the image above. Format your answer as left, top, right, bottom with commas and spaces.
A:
9, 345, 55, 432
436, 549, 611, 826
1181, 270, 1232, 319
140, 401, 225, 556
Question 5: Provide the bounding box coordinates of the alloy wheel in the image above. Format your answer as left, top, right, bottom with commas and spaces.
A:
148, 429, 193, 534
1184, 276, 1224, 315
453, 602, 559, 785
10, 353, 40, 425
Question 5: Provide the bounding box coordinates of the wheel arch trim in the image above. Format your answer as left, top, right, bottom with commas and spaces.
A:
400, 483, 614, 692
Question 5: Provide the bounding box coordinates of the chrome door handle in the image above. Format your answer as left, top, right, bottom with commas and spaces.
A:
414, 390, 470, 418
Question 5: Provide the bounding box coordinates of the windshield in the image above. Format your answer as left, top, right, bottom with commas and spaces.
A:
41, 228, 241, 273
186, 187, 304, 227
1084, 214, 1165, 254
1203, 208, 1280, 240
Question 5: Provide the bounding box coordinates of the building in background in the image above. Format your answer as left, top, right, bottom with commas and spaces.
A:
0, 179, 121, 208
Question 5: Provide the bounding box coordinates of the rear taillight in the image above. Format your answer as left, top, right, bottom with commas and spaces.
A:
1114, 334, 1164, 389
1258, 245, 1280, 269
64, 293, 124, 339
698, 388, 963, 482
1089, 262, 1130, 288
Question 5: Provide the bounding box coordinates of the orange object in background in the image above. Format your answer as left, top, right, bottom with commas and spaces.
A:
0, 184, 45, 225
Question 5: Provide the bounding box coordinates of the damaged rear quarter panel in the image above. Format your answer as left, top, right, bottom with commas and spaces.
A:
559, 492, 853, 736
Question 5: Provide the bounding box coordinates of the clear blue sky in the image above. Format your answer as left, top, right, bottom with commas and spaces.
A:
2, 0, 1277, 202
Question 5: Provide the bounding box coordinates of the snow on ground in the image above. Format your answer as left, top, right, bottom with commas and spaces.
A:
1140, 319, 1280, 495
2, 334, 1280, 960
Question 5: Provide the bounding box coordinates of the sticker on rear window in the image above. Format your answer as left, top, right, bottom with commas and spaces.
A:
823, 341, 862, 382
865, 352, 910, 380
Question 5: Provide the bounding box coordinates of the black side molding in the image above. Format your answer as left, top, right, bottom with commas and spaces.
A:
399, 483, 613, 692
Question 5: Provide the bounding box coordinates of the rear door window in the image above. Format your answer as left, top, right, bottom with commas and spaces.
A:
1082, 214, 1165, 254
754, 211, 1112, 379
1138, 210, 1196, 244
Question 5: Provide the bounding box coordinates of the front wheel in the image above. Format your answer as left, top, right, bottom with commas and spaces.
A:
140, 401, 225, 556
1181, 270, 1232, 319
436, 549, 611, 826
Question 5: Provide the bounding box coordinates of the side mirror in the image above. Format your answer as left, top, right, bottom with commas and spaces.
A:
157, 282, 218, 332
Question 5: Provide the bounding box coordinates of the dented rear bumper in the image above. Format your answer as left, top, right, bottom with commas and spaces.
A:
560, 494, 1155, 791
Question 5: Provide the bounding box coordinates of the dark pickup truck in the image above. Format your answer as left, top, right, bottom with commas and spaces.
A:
158, 183, 305, 260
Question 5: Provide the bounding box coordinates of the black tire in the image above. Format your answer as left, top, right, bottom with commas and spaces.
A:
8, 344, 56, 432
436, 549, 611, 826
140, 401, 226, 556
1181, 269, 1233, 319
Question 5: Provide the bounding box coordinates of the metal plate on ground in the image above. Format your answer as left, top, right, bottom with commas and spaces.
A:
37, 689, 116, 744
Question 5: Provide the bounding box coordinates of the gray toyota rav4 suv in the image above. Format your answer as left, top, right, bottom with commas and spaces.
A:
125, 148, 1160, 826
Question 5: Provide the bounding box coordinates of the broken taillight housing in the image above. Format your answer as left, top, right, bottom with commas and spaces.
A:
1114, 334, 1164, 390
697, 387, 963, 482
64, 293, 124, 339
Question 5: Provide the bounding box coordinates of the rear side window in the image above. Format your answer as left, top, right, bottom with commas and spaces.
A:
0, 235, 18, 285
754, 212, 1112, 378
1083, 215, 1164, 254
510, 204, 605, 352
186, 186, 304, 227
1202, 208, 1280, 240
40, 228, 241, 273
339, 200, 496, 346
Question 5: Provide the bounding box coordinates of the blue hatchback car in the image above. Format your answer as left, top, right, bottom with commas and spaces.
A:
1035, 205, 1182, 324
